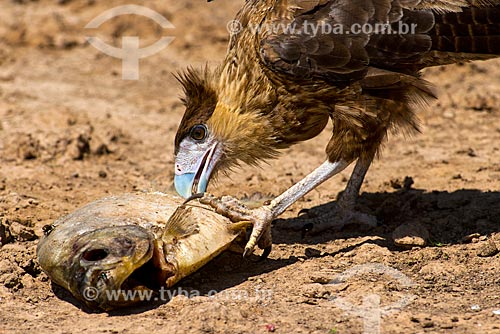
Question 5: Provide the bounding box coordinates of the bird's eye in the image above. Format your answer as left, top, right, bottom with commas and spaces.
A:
190, 124, 207, 141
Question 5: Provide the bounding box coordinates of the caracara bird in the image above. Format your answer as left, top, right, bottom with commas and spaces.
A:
173, 0, 500, 256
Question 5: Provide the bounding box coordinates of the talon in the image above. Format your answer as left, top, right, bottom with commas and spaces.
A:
259, 246, 272, 261
243, 247, 253, 258
244, 234, 259, 257
198, 195, 274, 258
183, 193, 205, 205
298, 208, 310, 216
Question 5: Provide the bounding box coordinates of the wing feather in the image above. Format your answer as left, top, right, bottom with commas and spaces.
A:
258, 0, 498, 84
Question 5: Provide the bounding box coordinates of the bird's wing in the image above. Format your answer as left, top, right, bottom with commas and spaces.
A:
258, 0, 498, 85
413, 0, 498, 12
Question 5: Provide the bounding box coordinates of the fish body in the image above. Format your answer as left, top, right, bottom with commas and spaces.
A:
37, 192, 246, 310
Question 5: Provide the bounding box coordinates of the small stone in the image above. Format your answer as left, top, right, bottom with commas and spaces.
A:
310, 275, 331, 284
21, 274, 35, 289
462, 233, 481, 243
2, 273, 22, 289
390, 179, 402, 189
265, 324, 276, 332
68, 133, 91, 160
9, 222, 38, 242
477, 240, 499, 257
471, 305, 481, 311
94, 144, 111, 156
403, 176, 414, 190
305, 247, 322, 258
493, 310, 500, 315
0, 221, 12, 246
422, 321, 435, 328
467, 148, 477, 157
393, 222, 429, 248
98, 171, 107, 178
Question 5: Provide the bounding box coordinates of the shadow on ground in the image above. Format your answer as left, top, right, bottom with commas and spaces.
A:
273, 188, 500, 246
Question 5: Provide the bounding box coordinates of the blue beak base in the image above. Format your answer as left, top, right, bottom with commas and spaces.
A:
174, 173, 209, 199
174, 173, 196, 199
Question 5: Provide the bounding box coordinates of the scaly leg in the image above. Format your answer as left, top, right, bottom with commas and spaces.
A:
199, 160, 351, 256
302, 153, 378, 235
338, 155, 373, 209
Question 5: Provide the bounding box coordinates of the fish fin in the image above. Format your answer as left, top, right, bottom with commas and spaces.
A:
229, 221, 252, 232
152, 239, 176, 285
163, 206, 200, 243
227, 242, 246, 254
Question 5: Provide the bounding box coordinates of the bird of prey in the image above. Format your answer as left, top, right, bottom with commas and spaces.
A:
173, 0, 500, 256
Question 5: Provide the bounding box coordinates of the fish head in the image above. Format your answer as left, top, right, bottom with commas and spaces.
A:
36, 193, 242, 311
38, 225, 175, 310
66, 225, 159, 310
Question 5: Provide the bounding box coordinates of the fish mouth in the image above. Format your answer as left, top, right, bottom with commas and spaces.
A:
72, 226, 176, 311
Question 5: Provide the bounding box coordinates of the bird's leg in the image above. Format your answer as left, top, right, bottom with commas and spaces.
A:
337, 153, 374, 210
200, 160, 350, 256
302, 153, 378, 235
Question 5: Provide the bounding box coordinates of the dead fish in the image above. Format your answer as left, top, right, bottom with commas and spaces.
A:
36, 192, 249, 310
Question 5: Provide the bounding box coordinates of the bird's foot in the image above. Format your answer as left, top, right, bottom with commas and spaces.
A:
300, 203, 378, 237
199, 194, 273, 258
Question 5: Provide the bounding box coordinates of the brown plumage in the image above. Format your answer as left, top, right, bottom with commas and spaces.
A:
173, 0, 500, 256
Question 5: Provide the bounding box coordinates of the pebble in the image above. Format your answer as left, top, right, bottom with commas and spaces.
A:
309, 275, 331, 284
477, 240, 499, 257
305, 247, 323, 258
422, 321, 435, 328
462, 233, 481, 243
0, 222, 12, 246
393, 222, 429, 248
9, 222, 38, 242
265, 324, 276, 332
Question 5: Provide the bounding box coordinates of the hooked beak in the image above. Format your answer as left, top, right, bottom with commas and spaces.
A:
174, 143, 219, 198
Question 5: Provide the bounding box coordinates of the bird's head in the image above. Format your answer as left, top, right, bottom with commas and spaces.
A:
173, 67, 279, 198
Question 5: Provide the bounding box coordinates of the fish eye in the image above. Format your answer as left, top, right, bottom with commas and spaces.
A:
99, 272, 109, 282
190, 124, 207, 141
82, 248, 109, 262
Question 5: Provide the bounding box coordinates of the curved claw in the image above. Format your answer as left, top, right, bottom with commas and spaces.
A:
198, 194, 274, 258
259, 246, 272, 261
243, 234, 260, 257
183, 193, 205, 205
244, 219, 272, 257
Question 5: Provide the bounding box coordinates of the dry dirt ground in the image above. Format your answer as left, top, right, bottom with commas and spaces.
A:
1, 1, 499, 333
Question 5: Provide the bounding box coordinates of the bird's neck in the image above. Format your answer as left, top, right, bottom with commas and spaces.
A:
206, 56, 281, 167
